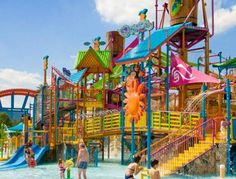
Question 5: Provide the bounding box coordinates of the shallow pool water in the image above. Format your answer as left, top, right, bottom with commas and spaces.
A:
0, 162, 235, 179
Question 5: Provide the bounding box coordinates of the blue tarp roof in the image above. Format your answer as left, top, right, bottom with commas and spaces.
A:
9, 122, 23, 131
116, 23, 191, 64
69, 68, 87, 84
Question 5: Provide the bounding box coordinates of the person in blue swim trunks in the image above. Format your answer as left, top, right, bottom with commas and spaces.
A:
76, 143, 89, 179
125, 155, 143, 179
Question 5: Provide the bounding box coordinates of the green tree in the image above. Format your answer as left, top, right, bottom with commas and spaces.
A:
0, 112, 12, 127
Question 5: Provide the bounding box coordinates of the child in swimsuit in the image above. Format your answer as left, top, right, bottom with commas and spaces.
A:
149, 159, 160, 179
58, 159, 66, 179
29, 154, 36, 168
125, 156, 143, 179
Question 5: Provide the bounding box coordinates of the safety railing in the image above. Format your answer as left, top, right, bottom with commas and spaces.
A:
84, 111, 200, 137
151, 119, 215, 176
136, 112, 200, 157
0, 135, 24, 161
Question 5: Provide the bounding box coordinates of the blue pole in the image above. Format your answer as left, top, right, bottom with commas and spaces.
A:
197, 57, 201, 71
41, 86, 45, 126
11, 93, 14, 119
147, 59, 152, 169
55, 77, 60, 144
131, 119, 135, 158
226, 69, 231, 175
201, 84, 207, 138
121, 65, 126, 165
165, 44, 170, 112
32, 96, 37, 143
219, 52, 222, 78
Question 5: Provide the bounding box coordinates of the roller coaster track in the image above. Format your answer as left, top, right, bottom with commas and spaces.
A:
0, 88, 37, 98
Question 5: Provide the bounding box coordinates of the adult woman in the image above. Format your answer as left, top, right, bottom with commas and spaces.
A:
76, 143, 89, 179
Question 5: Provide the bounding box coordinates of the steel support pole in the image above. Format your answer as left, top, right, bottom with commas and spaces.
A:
121, 65, 126, 165
165, 44, 170, 112
226, 70, 231, 175
201, 84, 207, 138
147, 59, 152, 169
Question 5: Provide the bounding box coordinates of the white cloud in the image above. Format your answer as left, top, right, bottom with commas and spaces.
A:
214, 4, 236, 33
95, 0, 157, 24
0, 68, 42, 107
95, 0, 236, 34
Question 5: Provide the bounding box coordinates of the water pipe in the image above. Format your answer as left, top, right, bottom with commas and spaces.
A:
121, 65, 126, 165
147, 59, 153, 169
131, 120, 135, 159
226, 69, 231, 175
165, 44, 170, 112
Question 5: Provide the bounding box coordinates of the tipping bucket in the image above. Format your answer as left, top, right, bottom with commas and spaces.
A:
106, 31, 124, 58
169, 0, 198, 26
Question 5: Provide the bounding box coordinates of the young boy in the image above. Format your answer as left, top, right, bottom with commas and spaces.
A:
149, 159, 160, 179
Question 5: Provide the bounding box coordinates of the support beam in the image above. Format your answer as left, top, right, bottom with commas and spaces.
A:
22, 94, 29, 109
32, 96, 37, 143
11, 93, 14, 109
165, 44, 170, 112
226, 70, 231, 175
0, 100, 2, 109
121, 65, 126, 165
204, 33, 210, 74
147, 59, 152, 169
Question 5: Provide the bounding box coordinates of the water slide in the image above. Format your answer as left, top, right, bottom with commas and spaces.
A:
0, 145, 49, 170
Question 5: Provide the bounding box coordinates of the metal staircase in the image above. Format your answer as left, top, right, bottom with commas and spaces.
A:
151, 119, 216, 176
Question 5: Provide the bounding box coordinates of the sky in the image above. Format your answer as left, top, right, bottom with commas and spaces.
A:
1, 0, 236, 107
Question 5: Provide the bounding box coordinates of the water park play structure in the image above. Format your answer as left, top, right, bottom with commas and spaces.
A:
1, 0, 236, 177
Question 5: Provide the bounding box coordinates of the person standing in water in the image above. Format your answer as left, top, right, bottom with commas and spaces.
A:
125, 155, 143, 179
149, 159, 160, 179
76, 143, 89, 179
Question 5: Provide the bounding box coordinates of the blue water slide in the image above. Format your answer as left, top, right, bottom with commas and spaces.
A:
0, 145, 49, 171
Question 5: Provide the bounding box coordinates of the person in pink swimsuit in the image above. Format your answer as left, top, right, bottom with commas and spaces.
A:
58, 159, 66, 179
76, 143, 89, 179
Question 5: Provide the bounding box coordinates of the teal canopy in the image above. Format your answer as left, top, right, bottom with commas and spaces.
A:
69, 68, 87, 84
116, 23, 192, 65
8, 122, 23, 131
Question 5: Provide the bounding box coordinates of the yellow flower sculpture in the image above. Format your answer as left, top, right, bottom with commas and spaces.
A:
124, 72, 146, 123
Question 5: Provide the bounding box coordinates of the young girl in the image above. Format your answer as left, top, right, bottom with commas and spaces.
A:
125, 156, 143, 179
58, 159, 66, 179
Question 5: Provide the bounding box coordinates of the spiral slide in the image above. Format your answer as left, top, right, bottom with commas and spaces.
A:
0, 145, 49, 171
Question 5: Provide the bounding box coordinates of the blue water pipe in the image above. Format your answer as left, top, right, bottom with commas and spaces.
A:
201, 84, 207, 138
32, 96, 37, 143
121, 65, 126, 165
94, 148, 98, 167
219, 52, 222, 78
131, 119, 135, 158
41, 85, 45, 126
55, 76, 60, 144
226, 69, 231, 175
165, 44, 170, 112
147, 59, 152, 169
